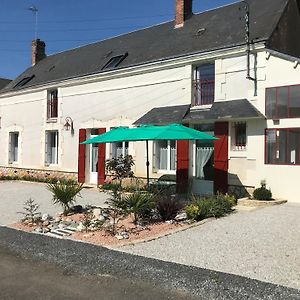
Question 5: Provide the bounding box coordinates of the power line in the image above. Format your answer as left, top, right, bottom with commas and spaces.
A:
0, 14, 173, 24
0, 24, 151, 33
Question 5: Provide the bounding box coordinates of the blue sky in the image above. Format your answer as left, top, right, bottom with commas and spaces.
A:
1, 0, 235, 79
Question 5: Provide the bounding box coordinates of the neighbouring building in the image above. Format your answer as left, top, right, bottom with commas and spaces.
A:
1, 0, 300, 200
0, 78, 11, 91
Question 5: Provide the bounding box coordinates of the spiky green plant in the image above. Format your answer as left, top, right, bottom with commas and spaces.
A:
47, 181, 83, 215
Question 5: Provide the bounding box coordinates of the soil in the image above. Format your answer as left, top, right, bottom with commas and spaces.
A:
9, 214, 187, 247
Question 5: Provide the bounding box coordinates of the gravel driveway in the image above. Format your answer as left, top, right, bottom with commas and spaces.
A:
0, 181, 108, 225
121, 203, 300, 290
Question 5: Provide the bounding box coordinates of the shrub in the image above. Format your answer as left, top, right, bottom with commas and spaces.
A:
47, 181, 83, 215
122, 192, 155, 223
18, 198, 41, 223
105, 155, 135, 186
185, 203, 201, 220
104, 185, 127, 234
253, 187, 272, 200
156, 196, 184, 221
186, 193, 235, 221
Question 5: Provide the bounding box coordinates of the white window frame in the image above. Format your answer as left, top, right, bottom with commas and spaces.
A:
45, 130, 59, 165
8, 132, 19, 163
153, 140, 176, 173
110, 141, 128, 159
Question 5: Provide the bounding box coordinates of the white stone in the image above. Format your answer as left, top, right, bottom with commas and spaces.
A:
58, 223, 66, 229
175, 212, 187, 221
41, 213, 50, 221
115, 234, 124, 240
76, 222, 85, 232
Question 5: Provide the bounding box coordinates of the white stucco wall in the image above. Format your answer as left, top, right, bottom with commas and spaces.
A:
1, 48, 300, 201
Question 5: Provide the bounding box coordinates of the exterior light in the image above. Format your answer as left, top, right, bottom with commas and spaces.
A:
64, 117, 74, 135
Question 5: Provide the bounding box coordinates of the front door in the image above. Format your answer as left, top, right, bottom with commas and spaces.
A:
89, 136, 98, 184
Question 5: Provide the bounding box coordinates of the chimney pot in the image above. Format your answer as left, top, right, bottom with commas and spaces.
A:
175, 0, 193, 28
32, 39, 46, 66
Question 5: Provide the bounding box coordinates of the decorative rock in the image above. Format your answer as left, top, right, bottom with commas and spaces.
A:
97, 215, 106, 222
43, 220, 50, 226
76, 222, 85, 232
43, 227, 50, 233
175, 212, 187, 222
93, 208, 101, 219
41, 213, 50, 221
120, 231, 129, 239
55, 217, 61, 222
34, 227, 43, 233
115, 234, 124, 240
102, 212, 109, 219
165, 220, 174, 224
58, 223, 66, 229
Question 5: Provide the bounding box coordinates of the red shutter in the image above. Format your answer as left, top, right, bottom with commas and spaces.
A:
214, 122, 228, 194
78, 129, 86, 183
176, 140, 189, 194
97, 128, 106, 185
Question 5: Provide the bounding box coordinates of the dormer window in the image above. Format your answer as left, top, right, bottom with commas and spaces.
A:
101, 53, 128, 70
14, 75, 35, 88
192, 63, 215, 106
47, 89, 58, 120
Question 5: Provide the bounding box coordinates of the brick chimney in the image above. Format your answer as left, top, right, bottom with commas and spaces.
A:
32, 39, 46, 66
175, 0, 193, 28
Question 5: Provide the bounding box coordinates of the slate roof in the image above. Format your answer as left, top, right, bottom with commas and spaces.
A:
1, 0, 288, 94
183, 99, 265, 122
0, 78, 11, 90
134, 104, 190, 125
134, 100, 265, 124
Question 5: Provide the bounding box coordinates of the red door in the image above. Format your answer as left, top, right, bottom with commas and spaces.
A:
78, 129, 86, 183
176, 140, 189, 194
97, 128, 106, 185
214, 122, 228, 194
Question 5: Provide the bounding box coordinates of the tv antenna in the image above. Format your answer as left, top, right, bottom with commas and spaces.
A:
27, 5, 38, 40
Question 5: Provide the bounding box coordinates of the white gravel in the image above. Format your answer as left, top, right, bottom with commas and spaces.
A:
121, 203, 300, 290
0, 181, 108, 225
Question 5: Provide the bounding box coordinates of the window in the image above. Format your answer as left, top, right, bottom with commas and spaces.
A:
232, 122, 247, 150
9, 132, 19, 163
45, 131, 59, 165
14, 75, 35, 88
192, 63, 215, 106
47, 90, 58, 119
102, 53, 128, 70
110, 142, 129, 158
265, 128, 300, 165
266, 84, 300, 119
154, 140, 176, 171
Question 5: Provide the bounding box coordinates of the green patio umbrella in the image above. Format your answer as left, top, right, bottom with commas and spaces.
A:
82, 124, 217, 186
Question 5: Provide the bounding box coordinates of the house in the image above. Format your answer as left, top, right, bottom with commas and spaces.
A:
0, 78, 11, 91
0, 0, 300, 200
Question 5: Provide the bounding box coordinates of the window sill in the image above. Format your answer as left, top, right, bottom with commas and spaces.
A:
46, 118, 58, 123
156, 170, 176, 175
190, 104, 213, 110
231, 146, 247, 151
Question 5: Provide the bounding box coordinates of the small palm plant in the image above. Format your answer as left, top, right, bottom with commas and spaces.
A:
47, 181, 84, 215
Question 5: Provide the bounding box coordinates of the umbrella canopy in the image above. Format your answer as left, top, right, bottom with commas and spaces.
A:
82, 124, 217, 144
82, 124, 217, 189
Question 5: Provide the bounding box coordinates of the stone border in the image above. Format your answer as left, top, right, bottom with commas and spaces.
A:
112, 217, 216, 249
238, 197, 287, 207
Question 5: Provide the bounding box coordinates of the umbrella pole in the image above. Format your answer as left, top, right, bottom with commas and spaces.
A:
146, 140, 150, 189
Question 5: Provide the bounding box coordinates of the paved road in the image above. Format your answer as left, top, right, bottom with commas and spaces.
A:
0, 227, 299, 300
0, 181, 108, 225
0, 245, 193, 300
121, 203, 300, 290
